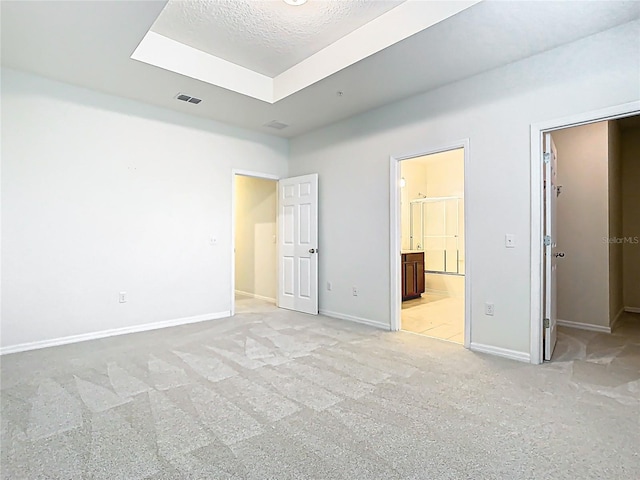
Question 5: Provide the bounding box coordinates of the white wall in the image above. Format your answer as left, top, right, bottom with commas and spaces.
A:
234, 175, 277, 301
0, 69, 288, 350
608, 121, 624, 324
621, 124, 640, 310
552, 122, 610, 329
288, 21, 640, 356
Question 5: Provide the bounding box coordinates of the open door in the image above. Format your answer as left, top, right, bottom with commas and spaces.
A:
544, 133, 558, 360
278, 174, 318, 315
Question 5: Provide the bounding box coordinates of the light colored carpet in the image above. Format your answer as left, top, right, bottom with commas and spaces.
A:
1, 299, 639, 479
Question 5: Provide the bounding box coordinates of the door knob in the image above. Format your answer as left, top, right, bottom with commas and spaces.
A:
554, 252, 565, 258
309, 248, 316, 254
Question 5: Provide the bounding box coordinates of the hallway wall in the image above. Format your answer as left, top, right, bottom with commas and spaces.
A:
608, 121, 624, 325
621, 124, 640, 310
552, 122, 610, 330
235, 176, 277, 301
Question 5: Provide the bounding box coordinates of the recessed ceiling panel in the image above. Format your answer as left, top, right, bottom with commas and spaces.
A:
151, 0, 405, 77
3, 0, 639, 138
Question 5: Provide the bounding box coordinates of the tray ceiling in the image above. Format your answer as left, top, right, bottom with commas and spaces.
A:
2, 1, 639, 138
152, 0, 405, 77
132, 0, 480, 103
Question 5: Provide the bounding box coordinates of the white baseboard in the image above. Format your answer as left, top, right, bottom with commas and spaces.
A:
610, 308, 625, 331
469, 342, 530, 363
319, 309, 390, 331
624, 306, 640, 314
556, 319, 611, 333
0, 311, 231, 356
235, 290, 276, 303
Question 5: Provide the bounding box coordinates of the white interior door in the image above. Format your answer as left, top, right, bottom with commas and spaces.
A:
544, 133, 558, 361
278, 174, 318, 315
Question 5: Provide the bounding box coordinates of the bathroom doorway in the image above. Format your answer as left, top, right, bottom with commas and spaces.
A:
395, 147, 467, 344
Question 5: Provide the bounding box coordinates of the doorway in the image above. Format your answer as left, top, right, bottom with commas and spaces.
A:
232, 172, 278, 315
231, 171, 320, 317
390, 143, 470, 347
544, 117, 640, 359
531, 102, 640, 363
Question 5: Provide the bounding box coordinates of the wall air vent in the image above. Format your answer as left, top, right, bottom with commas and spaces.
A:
175, 93, 202, 105
263, 120, 289, 130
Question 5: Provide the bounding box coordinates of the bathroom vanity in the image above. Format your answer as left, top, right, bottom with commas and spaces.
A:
401, 251, 425, 301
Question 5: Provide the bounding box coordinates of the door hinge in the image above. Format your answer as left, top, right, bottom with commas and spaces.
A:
544, 235, 552, 246
544, 318, 550, 328
543, 152, 550, 164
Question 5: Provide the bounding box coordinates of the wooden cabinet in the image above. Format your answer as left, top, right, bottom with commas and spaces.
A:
402, 252, 425, 301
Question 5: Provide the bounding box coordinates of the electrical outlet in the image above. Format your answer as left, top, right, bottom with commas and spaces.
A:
485, 302, 494, 316
352, 286, 358, 296
119, 292, 127, 303
210, 236, 218, 245
327, 282, 332, 291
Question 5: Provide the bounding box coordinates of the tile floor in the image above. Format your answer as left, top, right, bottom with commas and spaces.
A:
401, 292, 465, 343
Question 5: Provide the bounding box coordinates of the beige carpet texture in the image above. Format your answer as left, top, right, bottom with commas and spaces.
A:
1, 299, 639, 479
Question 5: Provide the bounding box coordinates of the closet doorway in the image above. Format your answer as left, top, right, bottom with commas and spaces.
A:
232, 172, 278, 315
394, 147, 467, 344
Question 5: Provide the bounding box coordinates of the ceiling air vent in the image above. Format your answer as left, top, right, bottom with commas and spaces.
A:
263, 120, 289, 130
175, 93, 202, 105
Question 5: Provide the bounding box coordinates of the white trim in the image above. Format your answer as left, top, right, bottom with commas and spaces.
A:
234, 290, 276, 303
319, 309, 390, 331
232, 169, 280, 181
556, 319, 611, 333
0, 311, 230, 356
469, 342, 530, 363
390, 155, 402, 333
624, 307, 640, 314
390, 139, 471, 349
529, 101, 640, 365
610, 308, 625, 331
231, 169, 280, 317
132, 32, 273, 103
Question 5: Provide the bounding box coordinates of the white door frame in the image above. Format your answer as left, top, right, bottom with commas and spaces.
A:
230, 169, 280, 317
529, 101, 640, 365
390, 139, 471, 348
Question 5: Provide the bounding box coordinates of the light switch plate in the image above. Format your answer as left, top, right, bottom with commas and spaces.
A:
505, 234, 516, 248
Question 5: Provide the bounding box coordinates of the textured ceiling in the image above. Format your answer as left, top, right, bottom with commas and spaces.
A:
2, 1, 639, 138
151, 0, 405, 77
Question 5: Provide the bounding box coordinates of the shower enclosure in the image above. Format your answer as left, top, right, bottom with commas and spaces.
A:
409, 196, 464, 275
